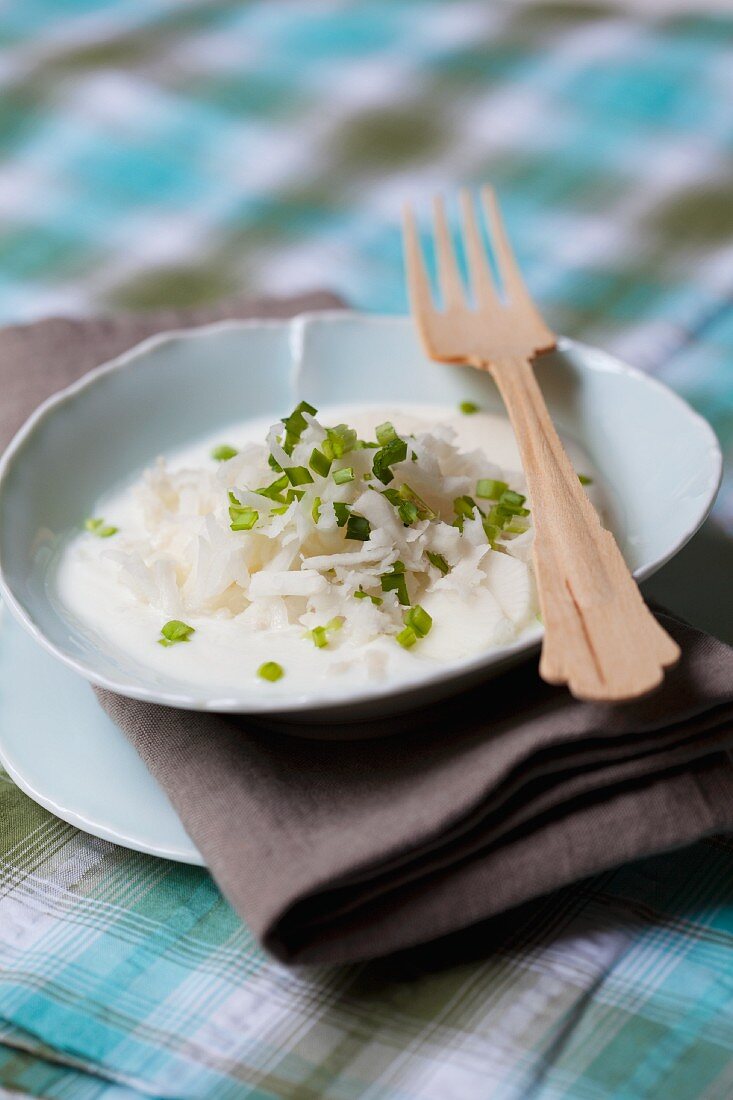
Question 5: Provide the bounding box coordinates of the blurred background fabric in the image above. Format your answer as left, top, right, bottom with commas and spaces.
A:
1, 2, 733, 1098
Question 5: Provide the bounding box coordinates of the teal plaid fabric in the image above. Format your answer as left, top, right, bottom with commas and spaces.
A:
1, 2, 733, 1096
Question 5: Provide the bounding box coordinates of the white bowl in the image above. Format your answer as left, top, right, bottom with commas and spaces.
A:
0, 313, 722, 720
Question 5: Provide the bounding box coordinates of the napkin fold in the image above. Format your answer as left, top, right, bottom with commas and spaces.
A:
3, 294, 733, 966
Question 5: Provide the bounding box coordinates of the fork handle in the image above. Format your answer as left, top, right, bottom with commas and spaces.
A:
482, 354, 680, 701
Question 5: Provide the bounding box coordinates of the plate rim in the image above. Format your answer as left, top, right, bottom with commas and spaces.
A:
0, 311, 723, 714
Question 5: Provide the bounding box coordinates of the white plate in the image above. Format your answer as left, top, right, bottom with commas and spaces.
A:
0, 600, 201, 863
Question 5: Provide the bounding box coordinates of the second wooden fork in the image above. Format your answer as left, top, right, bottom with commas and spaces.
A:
403, 187, 680, 701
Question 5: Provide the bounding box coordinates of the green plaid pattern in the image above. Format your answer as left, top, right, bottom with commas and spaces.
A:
1, 1, 733, 1096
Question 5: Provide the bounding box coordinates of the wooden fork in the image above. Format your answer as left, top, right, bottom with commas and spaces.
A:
403, 187, 680, 701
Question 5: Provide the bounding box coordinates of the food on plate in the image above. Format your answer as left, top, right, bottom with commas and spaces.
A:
56, 402, 598, 694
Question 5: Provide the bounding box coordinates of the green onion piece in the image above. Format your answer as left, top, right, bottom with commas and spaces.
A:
487, 504, 511, 528
326, 616, 344, 632
270, 504, 289, 515
158, 619, 195, 647
333, 501, 351, 527
355, 439, 379, 449
381, 562, 409, 605
282, 400, 317, 454
211, 444, 238, 462
85, 517, 118, 538
312, 496, 322, 524
268, 452, 283, 472
395, 626, 417, 648
476, 478, 508, 500
285, 488, 304, 504
309, 447, 332, 477
229, 505, 259, 531
454, 495, 478, 520
333, 466, 355, 485
258, 661, 284, 682
381, 487, 401, 506
506, 517, 530, 535
405, 604, 432, 638
482, 519, 500, 544
426, 551, 451, 575
354, 587, 383, 605
376, 421, 397, 445
345, 513, 371, 541
499, 489, 526, 509
310, 626, 328, 648
398, 500, 419, 525
284, 465, 314, 486
578, 473, 594, 485
459, 400, 480, 415
398, 483, 436, 520
373, 437, 408, 485
322, 424, 357, 461
256, 474, 289, 501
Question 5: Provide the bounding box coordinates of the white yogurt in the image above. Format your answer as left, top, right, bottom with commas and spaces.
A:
54, 404, 598, 697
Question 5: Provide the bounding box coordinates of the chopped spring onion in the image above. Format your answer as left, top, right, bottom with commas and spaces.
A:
487, 504, 510, 528
312, 496, 322, 523
459, 400, 480, 415
476, 478, 508, 500
333, 466, 355, 485
158, 619, 195, 647
345, 513, 371, 541
85, 517, 118, 538
229, 505, 259, 531
579, 473, 594, 485
373, 437, 408, 485
256, 474, 289, 502
426, 551, 451, 575
454, 495, 478, 518
333, 501, 351, 527
268, 452, 283, 472
211, 444, 238, 462
284, 465, 314, 486
405, 604, 433, 638
398, 500, 419, 525
309, 447, 332, 477
306, 615, 344, 649
376, 421, 398, 445
258, 661, 284, 682
323, 424, 357, 461
356, 439, 379, 449
453, 495, 479, 530
499, 489, 526, 510
398, 483, 436, 520
282, 400, 317, 454
354, 587, 383, 605
506, 516, 530, 534
381, 561, 410, 605
395, 625, 417, 648
482, 519, 500, 544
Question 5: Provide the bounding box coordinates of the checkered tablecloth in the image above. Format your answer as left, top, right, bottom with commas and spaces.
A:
1, 2, 733, 1097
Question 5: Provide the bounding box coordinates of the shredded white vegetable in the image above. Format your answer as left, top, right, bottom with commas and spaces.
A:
102, 405, 536, 649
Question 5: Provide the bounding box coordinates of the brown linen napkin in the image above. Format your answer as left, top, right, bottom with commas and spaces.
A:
3, 294, 733, 966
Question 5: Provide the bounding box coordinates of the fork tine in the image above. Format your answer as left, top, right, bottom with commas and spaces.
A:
459, 188, 499, 310
481, 186, 531, 305
432, 195, 465, 312
402, 203, 435, 322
